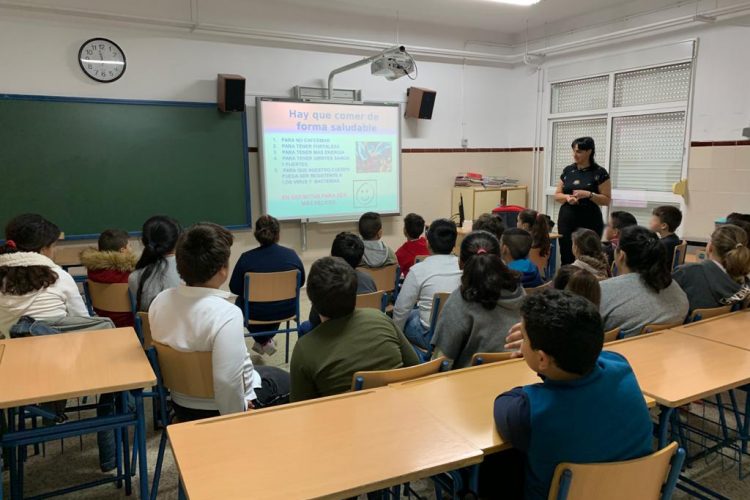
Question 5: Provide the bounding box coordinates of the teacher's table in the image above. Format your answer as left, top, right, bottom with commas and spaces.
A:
0, 328, 155, 499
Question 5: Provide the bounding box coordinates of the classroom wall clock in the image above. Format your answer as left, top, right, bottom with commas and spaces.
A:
78, 38, 126, 83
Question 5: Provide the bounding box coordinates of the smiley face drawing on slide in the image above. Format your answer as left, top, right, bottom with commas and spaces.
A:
356, 142, 392, 173
353, 180, 377, 208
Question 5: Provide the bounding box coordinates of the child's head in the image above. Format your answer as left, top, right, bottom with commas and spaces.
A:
553, 265, 601, 307
728, 220, 750, 248
135, 215, 182, 310
727, 212, 750, 225
0, 214, 61, 296
459, 231, 520, 309
520, 289, 604, 378
176, 223, 233, 287
358, 212, 383, 241
518, 209, 551, 257
650, 206, 682, 235
617, 226, 671, 293
306, 256, 357, 320
98, 229, 129, 252
473, 213, 506, 242
572, 228, 605, 261
254, 215, 280, 246
708, 224, 750, 282
426, 218, 458, 255
501, 228, 533, 262
605, 211, 637, 241
403, 213, 425, 241
331, 232, 365, 269
3, 213, 60, 257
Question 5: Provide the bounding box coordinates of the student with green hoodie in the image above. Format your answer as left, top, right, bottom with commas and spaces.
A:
432, 230, 524, 369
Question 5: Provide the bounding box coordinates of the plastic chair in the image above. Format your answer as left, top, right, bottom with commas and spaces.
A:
134, 313, 160, 430
548, 442, 685, 500
471, 352, 514, 366
639, 322, 683, 335
688, 305, 733, 323
358, 264, 401, 303
355, 291, 387, 311
243, 270, 302, 363
414, 292, 451, 363
672, 240, 687, 271
603, 327, 621, 343
83, 280, 135, 320
352, 356, 449, 390
414, 255, 429, 264
529, 247, 551, 280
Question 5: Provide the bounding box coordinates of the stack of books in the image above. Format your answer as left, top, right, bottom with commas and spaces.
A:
454, 173, 520, 188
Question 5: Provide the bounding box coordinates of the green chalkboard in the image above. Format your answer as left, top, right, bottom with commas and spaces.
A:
0, 94, 250, 239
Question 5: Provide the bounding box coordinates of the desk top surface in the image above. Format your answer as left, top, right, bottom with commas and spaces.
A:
674, 310, 750, 351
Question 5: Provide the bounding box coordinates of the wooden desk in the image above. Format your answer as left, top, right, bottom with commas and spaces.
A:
168, 389, 482, 500
389, 358, 654, 455
604, 331, 750, 408
0, 328, 155, 408
674, 310, 750, 351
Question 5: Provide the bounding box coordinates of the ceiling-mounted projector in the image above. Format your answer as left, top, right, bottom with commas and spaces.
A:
371, 47, 416, 81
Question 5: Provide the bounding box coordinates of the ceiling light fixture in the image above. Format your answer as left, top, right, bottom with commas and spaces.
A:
487, 0, 541, 6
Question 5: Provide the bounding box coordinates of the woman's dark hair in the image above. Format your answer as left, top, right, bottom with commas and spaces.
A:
473, 213, 506, 241
617, 226, 672, 293
135, 215, 181, 311
0, 214, 61, 295
176, 223, 234, 286
518, 209, 551, 257
553, 265, 602, 307
460, 231, 519, 310
571, 136, 597, 165
254, 215, 280, 246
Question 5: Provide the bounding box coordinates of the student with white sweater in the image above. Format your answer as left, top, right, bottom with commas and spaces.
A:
149, 223, 289, 421
600, 226, 689, 337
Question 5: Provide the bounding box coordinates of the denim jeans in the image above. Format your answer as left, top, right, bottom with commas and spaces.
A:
96, 392, 134, 472
403, 309, 430, 350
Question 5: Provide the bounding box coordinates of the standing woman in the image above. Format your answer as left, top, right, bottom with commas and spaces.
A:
555, 137, 612, 265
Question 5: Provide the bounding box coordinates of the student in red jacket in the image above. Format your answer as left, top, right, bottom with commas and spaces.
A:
396, 213, 429, 277
80, 229, 137, 327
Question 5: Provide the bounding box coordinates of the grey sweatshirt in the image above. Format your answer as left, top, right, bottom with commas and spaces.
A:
361, 239, 397, 268
600, 273, 689, 338
431, 285, 525, 369
673, 260, 750, 312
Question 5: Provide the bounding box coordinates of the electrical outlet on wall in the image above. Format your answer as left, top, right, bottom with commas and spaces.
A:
461, 138, 469, 148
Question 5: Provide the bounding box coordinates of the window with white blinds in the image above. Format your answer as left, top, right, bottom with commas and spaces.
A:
550, 118, 607, 184
551, 76, 609, 114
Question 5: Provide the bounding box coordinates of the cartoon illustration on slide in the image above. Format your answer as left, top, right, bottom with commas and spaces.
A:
353, 180, 377, 208
356, 142, 392, 173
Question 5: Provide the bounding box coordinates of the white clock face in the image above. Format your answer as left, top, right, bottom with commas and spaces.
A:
78, 38, 126, 83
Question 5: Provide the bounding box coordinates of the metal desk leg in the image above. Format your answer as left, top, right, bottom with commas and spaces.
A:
659, 405, 675, 448
548, 238, 558, 278
133, 390, 149, 500
120, 392, 132, 496
7, 408, 18, 500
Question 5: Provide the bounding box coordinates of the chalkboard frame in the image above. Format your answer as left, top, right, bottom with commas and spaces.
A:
0, 93, 252, 241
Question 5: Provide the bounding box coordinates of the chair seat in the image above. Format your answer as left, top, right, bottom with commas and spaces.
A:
247, 316, 297, 325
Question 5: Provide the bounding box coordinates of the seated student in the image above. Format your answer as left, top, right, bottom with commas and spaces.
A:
673, 224, 750, 311
501, 229, 544, 288
80, 229, 138, 328
150, 223, 289, 421
518, 209, 551, 258
393, 219, 462, 350
128, 215, 182, 312
395, 213, 429, 277
571, 228, 610, 280
358, 211, 397, 268
473, 213, 506, 242
602, 211, 637, 266
493, 290, 653, 500
650, 205, 683, 266
304, 232, 378, 332
727, 212, 750, 225
553, 265, 601, 307
229, 215, 305, 356
0, 214, 113, 337
290, 257, 418, 402
600, 226, 689, 337
431, 230, 523, 369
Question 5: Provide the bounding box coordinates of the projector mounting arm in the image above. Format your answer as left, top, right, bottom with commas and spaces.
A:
327, 45, 407, 100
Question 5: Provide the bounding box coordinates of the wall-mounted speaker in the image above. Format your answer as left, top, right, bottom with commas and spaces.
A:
405, 87, 436, 120
218, 74, 246, 112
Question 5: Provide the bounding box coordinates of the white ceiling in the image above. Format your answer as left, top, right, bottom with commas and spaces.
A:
276, 0, 687, 37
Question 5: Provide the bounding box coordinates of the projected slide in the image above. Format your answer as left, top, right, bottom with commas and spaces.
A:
258, 99, 401, 221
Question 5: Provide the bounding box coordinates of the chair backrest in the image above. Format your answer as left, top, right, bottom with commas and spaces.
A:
428, 292, 452, 331
672, 240, 688, 270
603, 328, 621, 344
414, 255, 429, 264
152, 341, 214, 398
355, 291, 386, 311
136, 311, 153, 349
610, 261, 618, 277
529, 247, 551, 279
352, 356, 449, 390
85, 280, 134, 313
524, 281, 552, 295
689, 305, 733, 323
244, 270, 300, 303
358, 264, 400, 294
548, 442, 684, 500
471, 351, 514, 366
639, 322, 683, 335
